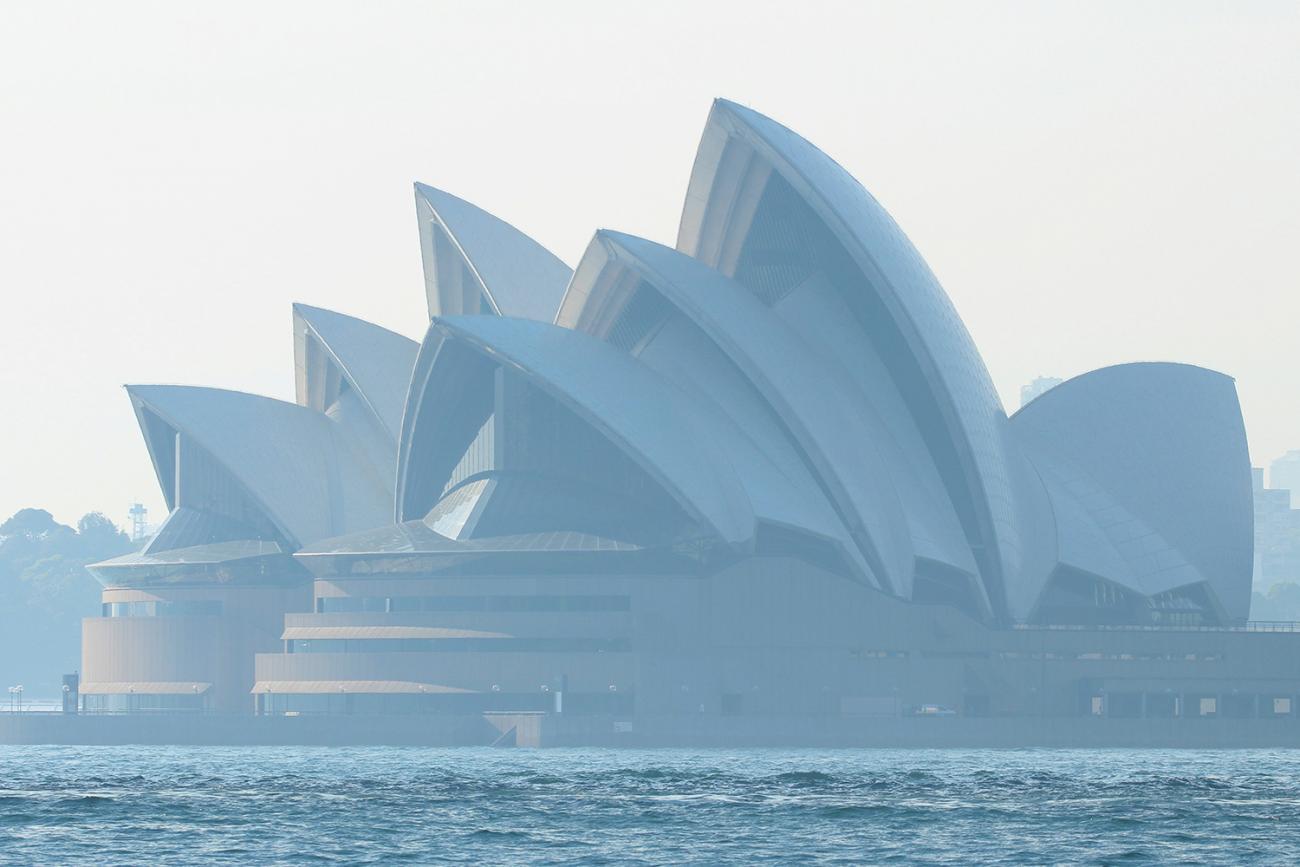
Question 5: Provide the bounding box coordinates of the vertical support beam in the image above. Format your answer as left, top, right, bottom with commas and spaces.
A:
493, 365, 534, 471
493, 366, 510, 470
173, 431, 184, 506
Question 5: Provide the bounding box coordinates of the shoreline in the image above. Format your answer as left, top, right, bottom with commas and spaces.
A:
7, 712, 1300, 749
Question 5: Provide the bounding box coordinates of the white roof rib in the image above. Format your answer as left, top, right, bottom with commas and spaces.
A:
128, 384, 392, 548
414, 183, 572, 323
292, 303, 419, 442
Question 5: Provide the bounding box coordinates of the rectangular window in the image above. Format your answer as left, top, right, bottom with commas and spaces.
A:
1199, 697, 1217, 717
1275, 697, 1292, 716
318, 597, 365, 613
103, 600, 219, 617
290, 636, 630, 654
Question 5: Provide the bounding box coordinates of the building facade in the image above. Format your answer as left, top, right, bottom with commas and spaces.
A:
1272, 451, 1300, 508
83, 99, 1298, 738
82, 306, 418, 713
1253, 465, 1300, 592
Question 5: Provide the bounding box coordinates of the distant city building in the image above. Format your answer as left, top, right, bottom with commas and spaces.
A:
1272, 450, 1300, 508
80, 98, 1290, 735
1020, 376, 1063, 408
1255, 459, 1300, 591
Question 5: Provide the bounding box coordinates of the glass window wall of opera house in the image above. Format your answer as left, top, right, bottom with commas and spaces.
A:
80, 99, 1300, 736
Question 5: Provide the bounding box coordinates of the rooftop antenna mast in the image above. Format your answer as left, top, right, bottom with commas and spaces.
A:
128, 502, 149, 543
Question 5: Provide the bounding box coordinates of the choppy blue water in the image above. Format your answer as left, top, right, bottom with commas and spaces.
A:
2, 747, 1300, 864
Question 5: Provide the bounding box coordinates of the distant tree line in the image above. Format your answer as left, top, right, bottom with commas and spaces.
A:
1252, 583, 1300, 623
0, 508, 135, 698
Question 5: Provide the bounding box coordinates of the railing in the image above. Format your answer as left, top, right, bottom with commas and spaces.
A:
0, 708, 236, 716
1244, 621, 1300, 632
1013, 620, 1300, 634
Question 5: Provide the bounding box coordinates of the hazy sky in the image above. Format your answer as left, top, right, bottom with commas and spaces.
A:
0, 1, 1296, 528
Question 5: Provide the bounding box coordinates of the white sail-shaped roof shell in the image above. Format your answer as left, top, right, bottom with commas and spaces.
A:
293, 303, 418, 440
557, 230, 979, 599
292, 303, 418, 485
676, 98, 1024, 619
104, 95, 1254, 627
129, 385, 392, 548
1011, 363, 1253, 622
414, 183, 572, 322
396, 316, 866, 569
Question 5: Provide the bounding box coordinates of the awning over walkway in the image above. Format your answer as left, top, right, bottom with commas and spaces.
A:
280, 625, 512, 641
251, 680, 474, 695
79, 681, 212, 695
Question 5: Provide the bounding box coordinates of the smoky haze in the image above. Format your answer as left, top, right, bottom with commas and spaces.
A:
0, 0, 1296, 528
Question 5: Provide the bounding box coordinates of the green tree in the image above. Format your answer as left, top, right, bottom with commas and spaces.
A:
0, 509, 135, 696
1251, 581, 1300, 622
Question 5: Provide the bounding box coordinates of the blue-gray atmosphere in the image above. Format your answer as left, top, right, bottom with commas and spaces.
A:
2, 3, 1298, 865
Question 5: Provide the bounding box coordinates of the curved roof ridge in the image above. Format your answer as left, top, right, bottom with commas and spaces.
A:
413, 183, 573, 323
1010, 361, 1234, 419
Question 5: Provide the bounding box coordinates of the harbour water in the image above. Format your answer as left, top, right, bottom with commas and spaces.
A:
1, 746, 1299, 864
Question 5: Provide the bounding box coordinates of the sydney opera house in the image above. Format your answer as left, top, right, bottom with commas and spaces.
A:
77, 100, 1300, 742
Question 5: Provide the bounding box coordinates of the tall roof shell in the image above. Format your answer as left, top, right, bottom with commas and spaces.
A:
1011, 363, 1253, 622
399, 316, 750, 545
676, 98, 1023, 620
397, 316, 864, 570
557, 230, 980, 600
414, 183, 572, 322
128, 384, 392, 548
